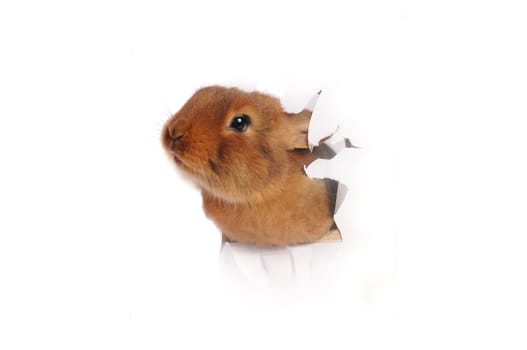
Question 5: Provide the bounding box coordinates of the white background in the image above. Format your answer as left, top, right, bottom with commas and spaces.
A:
1, 0, 526, 349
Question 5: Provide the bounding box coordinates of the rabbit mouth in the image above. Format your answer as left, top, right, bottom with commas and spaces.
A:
173, 154, 182, 165
172, 154, 194, 174
173, 155, 194, 174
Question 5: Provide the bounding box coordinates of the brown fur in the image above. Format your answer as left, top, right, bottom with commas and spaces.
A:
161, 86, 335, 246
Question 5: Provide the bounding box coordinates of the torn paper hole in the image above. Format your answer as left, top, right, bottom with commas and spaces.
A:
162, 85, 355, 248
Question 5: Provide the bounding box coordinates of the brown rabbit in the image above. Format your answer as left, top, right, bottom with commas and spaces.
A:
161, 86, 341, 246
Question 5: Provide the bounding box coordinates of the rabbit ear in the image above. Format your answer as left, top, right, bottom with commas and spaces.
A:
282, 110, 312, 150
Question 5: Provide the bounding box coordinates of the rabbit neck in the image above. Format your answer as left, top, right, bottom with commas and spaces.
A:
201, 176, 335, 245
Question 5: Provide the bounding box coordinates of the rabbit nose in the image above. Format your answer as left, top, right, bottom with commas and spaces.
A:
170, 133, 183, 143
167, 130, 184, 149
169, 134, 183, 149
163, 126, 184, 150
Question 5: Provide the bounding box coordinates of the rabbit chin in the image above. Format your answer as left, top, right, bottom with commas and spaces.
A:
171, 152, 283, 204
171, 164, 252, 203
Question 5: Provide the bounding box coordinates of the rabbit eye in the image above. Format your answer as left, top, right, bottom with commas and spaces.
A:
229, 114, 251, 132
